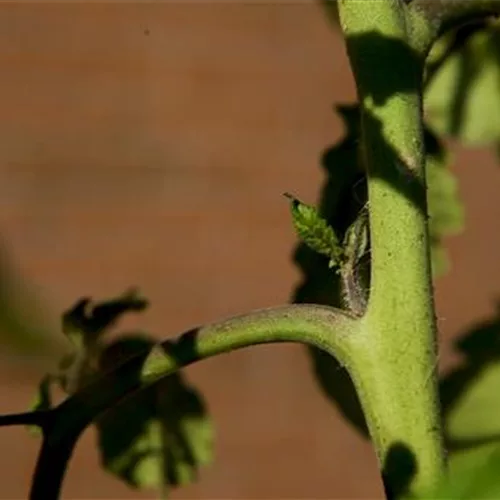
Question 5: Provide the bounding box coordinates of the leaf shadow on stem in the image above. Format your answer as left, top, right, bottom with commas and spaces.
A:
382, 442, 417, 500
344, 32, 423, 106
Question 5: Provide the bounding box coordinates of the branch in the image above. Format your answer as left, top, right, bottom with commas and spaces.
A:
0, 410, 50, 428
29, 303, 358, 500
408, 0, 500, 52
30, 417, 79, 500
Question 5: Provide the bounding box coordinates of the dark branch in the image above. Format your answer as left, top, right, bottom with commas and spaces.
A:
0, 410, 50, 428
30, 412, 79, 500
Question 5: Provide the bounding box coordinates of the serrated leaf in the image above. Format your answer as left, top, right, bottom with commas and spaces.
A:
292, 104, 366, 307
96, 337, 213, 495
62, 288, 148, 349
59, 290, 150, 393
425, 22, 500, 147
285, 193, 344, 267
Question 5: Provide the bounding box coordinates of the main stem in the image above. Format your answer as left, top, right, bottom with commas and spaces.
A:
338, 0, 445, 496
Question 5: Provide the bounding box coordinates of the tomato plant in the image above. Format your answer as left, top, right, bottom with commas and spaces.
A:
2, 1, 500, 498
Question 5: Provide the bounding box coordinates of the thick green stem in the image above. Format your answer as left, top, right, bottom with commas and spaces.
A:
338, 0, 445, 496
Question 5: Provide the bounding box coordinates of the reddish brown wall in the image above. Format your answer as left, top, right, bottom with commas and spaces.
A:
0, 3, 499, 499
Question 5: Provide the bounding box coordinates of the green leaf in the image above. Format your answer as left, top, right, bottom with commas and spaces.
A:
435, 308, 500, 498
425, 22, 500, 147
292, 104, 366, 308
440, 308, 500, 442
417, 443, 500, 499
285, 193, 344, 268
96, 338, 213, 495
62, 288, 148, 349
448, 361, 500, 441
58, 290, 149, 393
425, 127, 464, 276
27, 291, 213, 497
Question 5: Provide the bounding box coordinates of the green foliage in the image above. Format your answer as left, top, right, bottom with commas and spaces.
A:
28, 291, 213, 497
292, 104, 365, 309
289, 106, 463, 289
320, 3, 500, 152
97, 340, 213, 493
285, 193, 344, 269
425, 127, 464, 275
425, 20, 500, 148
441, 307, 500, 443
416, 443, 500, 499
447, 361, 500, 440
422, 305, 500, 499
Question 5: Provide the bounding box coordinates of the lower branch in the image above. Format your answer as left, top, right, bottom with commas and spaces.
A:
30, 414, 79, 500
29, 303, 359, 500
0, 410, 49, 428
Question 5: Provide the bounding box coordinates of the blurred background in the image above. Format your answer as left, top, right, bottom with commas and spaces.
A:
0, 3, 499, 498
